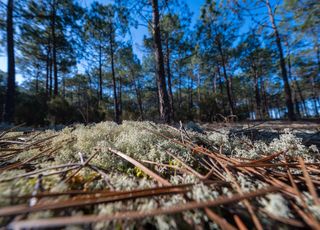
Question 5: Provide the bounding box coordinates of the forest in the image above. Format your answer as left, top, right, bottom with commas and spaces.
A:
0, 0, 318, 126
0, 1, 320, 229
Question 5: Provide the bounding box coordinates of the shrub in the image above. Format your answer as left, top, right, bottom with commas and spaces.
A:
14, 92, 48, 126
47, 96, 74, 125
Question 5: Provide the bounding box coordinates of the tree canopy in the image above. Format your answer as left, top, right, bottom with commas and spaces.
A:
0, 0, 319, 125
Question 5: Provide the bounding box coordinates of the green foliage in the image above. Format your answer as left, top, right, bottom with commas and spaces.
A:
1, 0, 319, 125
47, 96, 74, 125
14, 92, 48, 126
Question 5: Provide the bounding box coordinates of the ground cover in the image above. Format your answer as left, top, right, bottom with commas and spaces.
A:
0, 121, 319, 229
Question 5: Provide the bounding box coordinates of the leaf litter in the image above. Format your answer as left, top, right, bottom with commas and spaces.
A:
0, 121, 319, 229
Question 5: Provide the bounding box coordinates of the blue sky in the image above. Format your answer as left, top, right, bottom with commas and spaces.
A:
0, 0, 204, 79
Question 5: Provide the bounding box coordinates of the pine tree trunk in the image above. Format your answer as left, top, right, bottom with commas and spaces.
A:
118, 74, 122, 121
151, 0, 171, 123
165, 33, 174, 120
266, 0, 295, 120
62, 77, 65, 98
188, 73, 193, 120
261, 77, 269, 118
197, 71, 201, 119
311, 75, 319, 116
254, 73, 262, 120
3, 0, 15, 123
49, 53, 53, 97
109, 28, 120, 124
35, 70, 39, 94
98, 44, 102, 101
51, 0, 58, 96
252, 62, 262, 119
131, 69, 144, 120
46, 41, 50, 97
212, 72, 217, 95
178, 63, 182, 110
294, 93, 301, 118
217, 67, 227, 115
217, 39, 234, 115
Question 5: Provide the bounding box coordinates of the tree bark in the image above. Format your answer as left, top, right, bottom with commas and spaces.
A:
3, 0, 15, 123
217, 66, 227, 115
45, 40, 51, 97
311, 75, 319, 116
109, 26, 120, 124
178, 57, 182, 110
212, 72, 217, 95
188, 72, 193, 120
165, 33, 174, 120
118, 74, 122, 121
131, 69, 144, 120
49, 51, 53, 97
261, 77, 269, 118
216, 38, 234, 115
254, 72, 262, 120
98, 44, 102, 101
251, 62, 262, 119
286, 40, 308, 117
51, 0, 58, 96
35, 69, 39, 94
151, 0, 171, 123
197, 70, 201, 119
265, 0, 295, 120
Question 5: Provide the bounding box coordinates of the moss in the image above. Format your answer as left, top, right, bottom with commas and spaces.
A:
261, 194, 291, 218
1, 121, 319, 228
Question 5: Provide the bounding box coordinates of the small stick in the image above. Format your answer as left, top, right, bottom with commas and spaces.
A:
64, 150, 99, 183
0, 123, 26, 138
233, 215, 248, 230
298, 157, 320, 206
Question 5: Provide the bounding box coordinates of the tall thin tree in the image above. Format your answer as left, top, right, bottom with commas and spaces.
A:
3, 0, 15, 123
151, 0, 171, 123
265, 0, 295, 120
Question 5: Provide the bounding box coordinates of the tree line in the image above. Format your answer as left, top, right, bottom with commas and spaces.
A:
0, 0, 319, 125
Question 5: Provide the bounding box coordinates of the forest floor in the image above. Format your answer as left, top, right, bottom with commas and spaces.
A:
0, 120, 319, 229
202, 120, 320, 147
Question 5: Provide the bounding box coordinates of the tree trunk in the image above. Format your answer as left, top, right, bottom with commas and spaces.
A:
51, 0, 58, 96
188, 73, 193, 120
118, 74, 122, 121
212, 72, 217, 95
49, 52, 53, 97
45, 41, 50, 97
286, 44, 300, 118
62, 77, 65, 98
165, 33, 174, 120
216, 38, 234, 115
311, 75, 319, 116
131, 69, 144, 120
254, 72, 262, 120
294, 93, 301, 118
296, 81, 308, 117
109, 27, 120, 124
3, 0, 15, 123
197, 70, 201, 119
211, 71, 218, 116
261, 77, 269, 118
252, 62, 262, 119
178, 62, 182, 110
35, 70, 39, 94
266, 0, 295, 120
98, 44, 102, 101
286, 40, 308, 117
151, 0, 171, 123
217, 67, 227, 115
